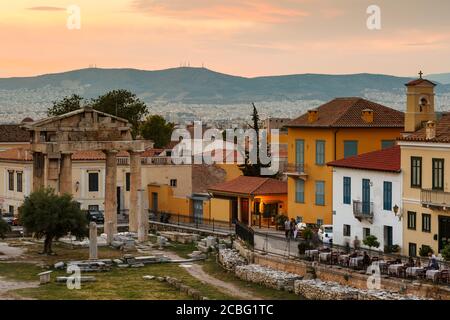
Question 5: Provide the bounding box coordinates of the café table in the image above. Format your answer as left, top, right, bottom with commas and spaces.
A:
388, 264, 404, 276
406, 267, 425, 278
349, 256, 363, 268
426, 269, 441, 282
305, 250, 319, 260
338, 254, 350, 266
319, 252, 331, 263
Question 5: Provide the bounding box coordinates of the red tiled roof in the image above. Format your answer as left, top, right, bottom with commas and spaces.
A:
0, 147, 33, 161
0, 125, 30, 143
405, 78, 436, 87
399, 113, 450, 143
208, 176, 287, 196
327, 146, 401, 173
287, 97, 404, 128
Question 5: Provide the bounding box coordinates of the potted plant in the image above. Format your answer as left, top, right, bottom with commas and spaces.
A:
363, 235, 380, 250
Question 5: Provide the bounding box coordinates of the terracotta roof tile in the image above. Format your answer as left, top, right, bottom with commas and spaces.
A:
0, 125, 30, 143
0, 147, 32, 161
399, 113, 450, 143
327, 146, 400, 172
208, 176, 287, 195
405, 78, 437, 87
287, 97, 404, 128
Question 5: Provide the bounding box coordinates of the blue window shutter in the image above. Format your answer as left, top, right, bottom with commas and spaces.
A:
383, 181, 392, 211
343, 177, 351, 204
296, 179, 305, 203
316, 140, 325, 165
344, 141, 358, 158
296, 140, 304, 165
316, 181, 325, 206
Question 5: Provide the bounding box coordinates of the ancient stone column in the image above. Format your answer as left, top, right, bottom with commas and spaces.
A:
89, 222, 98, 260
32, 152, 45, 192
59, 153, 72, 195
137, 188, 148, 242
129, 151, 142, 233
104, 150, 118, 236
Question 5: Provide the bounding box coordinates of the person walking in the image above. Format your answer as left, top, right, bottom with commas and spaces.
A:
284, 219, 291, 239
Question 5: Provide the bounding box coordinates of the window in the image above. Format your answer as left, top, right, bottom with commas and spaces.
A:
317, 219, 323, 226
381, 140, 395, 149
432, 159, 444, 190
363, 228, 371, 240
8, 170, 14, 191
315, 181, 325, 206
344, 140, 358, 158
343, 224, 351, 237
295, 179, 305, 203
411, 157, 422, 188
343, 177, 351, 204
422, 214, 431, 233
88, 172, 99, 192
16, 172, 23, 193
383, 181, 392, 211
295, 139, 304, 165
407, 211, 416, 230
170, 179, 177, 187
409, 243, 417, 257
315, 140, 325, 165
88, 205, 99, 211
125, 172, 131, 192
8, 205, 14, 215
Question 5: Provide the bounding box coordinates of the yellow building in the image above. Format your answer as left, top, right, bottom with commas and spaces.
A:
285, 98, 405, 225
398, 76, 450, 256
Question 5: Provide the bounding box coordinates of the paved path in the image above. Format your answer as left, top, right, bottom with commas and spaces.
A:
163, 251, 263, 300
0, 277, 38, 300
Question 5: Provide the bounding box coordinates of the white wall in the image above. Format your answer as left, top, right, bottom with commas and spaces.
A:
332, 167, 403, 251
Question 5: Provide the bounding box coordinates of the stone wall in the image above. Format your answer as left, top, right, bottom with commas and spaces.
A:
218, 249, 247, 272
235, 264, 302, 291
230, 240, 450, 300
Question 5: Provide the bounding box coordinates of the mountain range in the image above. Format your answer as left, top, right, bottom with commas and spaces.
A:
1, 67, 450, 105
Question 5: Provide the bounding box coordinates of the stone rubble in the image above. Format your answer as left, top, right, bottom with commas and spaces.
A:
159, 231, 200, 244
196, 236, 218, 253
294, 279, 429, 300
218, 249, 247, 271
235, 264, 302, 291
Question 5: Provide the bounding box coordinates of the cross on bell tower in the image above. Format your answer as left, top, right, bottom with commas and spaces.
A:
418, 70, 423, 79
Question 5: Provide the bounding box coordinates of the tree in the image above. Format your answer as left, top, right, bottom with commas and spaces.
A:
363, 235, 380, 250
47, 94, 84, 117
91, 90, 148, 137
19, 188, 88, 254
139, 115, 175, 148
0, 218, 10, 239
47, 90, 149, 137
239, 103, 271, 177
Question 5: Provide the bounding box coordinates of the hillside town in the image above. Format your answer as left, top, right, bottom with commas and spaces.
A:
0, 72, 449, 301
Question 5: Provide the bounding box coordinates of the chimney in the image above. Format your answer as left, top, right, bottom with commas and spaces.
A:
426, 120, 436, 140
361, 109, 374, 123
307, 109, 318, 123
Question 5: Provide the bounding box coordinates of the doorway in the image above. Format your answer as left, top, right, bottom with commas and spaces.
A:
439, 215, 450, 252
193, 200, 203, 224
384, 225, 393, 248
240, 198, 249, 225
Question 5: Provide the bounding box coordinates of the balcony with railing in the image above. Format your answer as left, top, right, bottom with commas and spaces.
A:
284, 163, 307, 178
421, 189, 450, 209
353, 200, 374, 223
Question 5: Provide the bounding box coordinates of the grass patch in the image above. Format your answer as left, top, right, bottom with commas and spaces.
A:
0, 262, 233, 300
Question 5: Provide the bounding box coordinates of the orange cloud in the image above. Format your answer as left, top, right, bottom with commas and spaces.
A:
132, 0, 309, 23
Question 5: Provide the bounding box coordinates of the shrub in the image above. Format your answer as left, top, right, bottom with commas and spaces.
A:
301, 227, 314, 241
384, 244, 400, 253
363, 235, 380, 249
418, 245, 434, 257
441, 244, 450, 261
275, 215, 289, 229
298, 241, 312, 255
0, 218, 11, 239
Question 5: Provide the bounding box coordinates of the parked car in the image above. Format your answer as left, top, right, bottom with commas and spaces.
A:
318, 225, 333, 244
1, 215, 14, 226
86, 210, 104, 224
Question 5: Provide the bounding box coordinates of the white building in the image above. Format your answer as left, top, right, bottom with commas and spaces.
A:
328, 146, 403, 251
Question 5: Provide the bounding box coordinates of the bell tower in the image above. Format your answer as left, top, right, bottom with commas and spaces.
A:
404, 71, 437, 133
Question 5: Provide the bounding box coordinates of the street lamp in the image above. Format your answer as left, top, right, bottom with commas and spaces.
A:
393, 204, 402, 220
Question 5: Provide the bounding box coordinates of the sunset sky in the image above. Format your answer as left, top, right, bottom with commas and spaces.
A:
1, 0, 450, 77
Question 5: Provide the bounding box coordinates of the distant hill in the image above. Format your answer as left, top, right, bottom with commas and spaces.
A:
428, 73, 450, 85
1, 67, 450, 105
